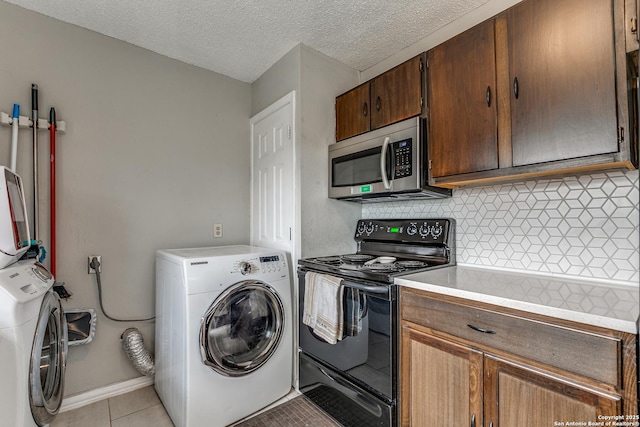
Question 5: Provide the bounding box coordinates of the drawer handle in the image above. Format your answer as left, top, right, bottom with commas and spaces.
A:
467, 324, 496, 334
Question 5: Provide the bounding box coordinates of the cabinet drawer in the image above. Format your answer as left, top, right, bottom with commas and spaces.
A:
401, 291, 622, 386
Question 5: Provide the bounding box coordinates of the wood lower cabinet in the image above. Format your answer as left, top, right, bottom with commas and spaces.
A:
400, 288, 638, 427
484, 355, 621, 427
401, 328, 483, 427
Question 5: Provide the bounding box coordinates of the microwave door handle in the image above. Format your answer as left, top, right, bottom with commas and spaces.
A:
380, 137, 391, 190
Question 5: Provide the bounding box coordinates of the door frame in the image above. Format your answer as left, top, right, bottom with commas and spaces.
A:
249, 91, 298, 265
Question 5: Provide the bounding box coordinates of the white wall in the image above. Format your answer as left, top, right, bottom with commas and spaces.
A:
0, 1, 251, 395
251, 44, 361, 260
298, 45, 362, 257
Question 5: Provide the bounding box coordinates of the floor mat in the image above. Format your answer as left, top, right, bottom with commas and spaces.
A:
232, 395, 342, 427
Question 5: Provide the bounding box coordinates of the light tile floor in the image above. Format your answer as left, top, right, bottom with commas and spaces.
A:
51, 385, 302, 427
51, 386, 173, 427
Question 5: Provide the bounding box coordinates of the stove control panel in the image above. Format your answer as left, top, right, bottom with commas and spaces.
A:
354, 219, 452, 244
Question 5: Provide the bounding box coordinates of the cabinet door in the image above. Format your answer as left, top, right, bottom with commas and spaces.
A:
508, 0, 618, 166
370, 55, 423, 130
401, 326, 483, 427
484, 355, 621, 427
428, 19, 499, 178
335, 82, 370, 141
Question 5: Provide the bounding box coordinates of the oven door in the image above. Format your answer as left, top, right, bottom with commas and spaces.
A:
298, 269, 397, 426
328, 117, 420, 199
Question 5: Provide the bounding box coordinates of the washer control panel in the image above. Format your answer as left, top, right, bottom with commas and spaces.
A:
232, 254, 288, 278
0, 261, 55, 306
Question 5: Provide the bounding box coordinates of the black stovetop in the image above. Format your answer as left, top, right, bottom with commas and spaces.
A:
298, 218, 455, 284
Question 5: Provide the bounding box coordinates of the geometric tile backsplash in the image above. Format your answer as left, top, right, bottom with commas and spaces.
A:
363, 170, 639, 284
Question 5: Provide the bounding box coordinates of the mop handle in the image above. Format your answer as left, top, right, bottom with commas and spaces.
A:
49, 107, 56, 277
32, 84, 39, 241
10, 104, 19, 172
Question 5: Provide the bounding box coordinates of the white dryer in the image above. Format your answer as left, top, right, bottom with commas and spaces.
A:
155, 245, 293, 427
0, 259, 66, 427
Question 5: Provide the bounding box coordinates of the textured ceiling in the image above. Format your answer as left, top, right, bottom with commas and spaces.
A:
4, 0, 490, 83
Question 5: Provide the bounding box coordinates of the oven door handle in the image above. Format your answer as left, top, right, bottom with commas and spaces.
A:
341, 280, 389, 295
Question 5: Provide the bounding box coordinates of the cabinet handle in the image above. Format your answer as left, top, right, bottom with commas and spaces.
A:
376, 96, 381, 111
486, 86, 491, 107
363, 102, 368, 117
513, 76, 519, 99
471, 413, 476, 427
490, 422, 494, 427
467, 324, 497, 334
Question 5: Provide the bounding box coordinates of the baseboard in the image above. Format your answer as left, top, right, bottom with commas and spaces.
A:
59, 376, 154, 413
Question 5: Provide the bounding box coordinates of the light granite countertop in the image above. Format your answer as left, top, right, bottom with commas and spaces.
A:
395, 264, 639, 334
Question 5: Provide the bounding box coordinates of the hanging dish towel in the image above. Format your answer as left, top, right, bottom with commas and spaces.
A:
302, 272, 344, 344
342, 287, 364, 338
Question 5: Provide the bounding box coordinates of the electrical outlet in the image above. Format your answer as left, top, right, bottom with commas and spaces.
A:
213, 223, 223, 238
88, 256, 102, 274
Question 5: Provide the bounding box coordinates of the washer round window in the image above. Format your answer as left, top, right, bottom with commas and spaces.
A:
200, 280, 284, 377
29, 290, 67, 426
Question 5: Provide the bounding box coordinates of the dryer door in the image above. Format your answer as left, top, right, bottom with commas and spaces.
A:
29, 289, 67, 426
200, 280, 285, 377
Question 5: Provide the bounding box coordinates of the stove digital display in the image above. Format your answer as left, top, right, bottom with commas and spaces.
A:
389, 227, 400, 233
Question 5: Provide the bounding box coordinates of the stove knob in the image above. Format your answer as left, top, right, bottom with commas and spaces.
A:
365, 222, 375, 236
238, 262, 252, 275
419, 223, 430, 237
430, 224, 443, 239
356, 222, 365, 236
407, 223, 418, 236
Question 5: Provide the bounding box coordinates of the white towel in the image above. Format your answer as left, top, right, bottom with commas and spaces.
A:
302, 272, 344, 344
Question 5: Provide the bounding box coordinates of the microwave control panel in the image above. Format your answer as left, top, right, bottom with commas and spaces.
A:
392, 139, 412, 178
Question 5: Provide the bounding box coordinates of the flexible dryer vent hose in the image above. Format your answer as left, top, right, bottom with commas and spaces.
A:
121, 328, 155, 377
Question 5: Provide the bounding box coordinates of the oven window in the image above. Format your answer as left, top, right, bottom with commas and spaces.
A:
298, 274, 394, 400
332, 147, 383, 187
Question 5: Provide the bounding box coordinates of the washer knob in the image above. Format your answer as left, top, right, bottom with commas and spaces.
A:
238, 262, 252, 275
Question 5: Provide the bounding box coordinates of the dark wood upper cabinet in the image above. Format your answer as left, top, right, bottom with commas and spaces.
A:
335, 54, 424, 141
370, 55, 424, 131
335, 82, 370, 141
426, 0, 636, 187
508, 0, 618, 167
428, 19, 499, 178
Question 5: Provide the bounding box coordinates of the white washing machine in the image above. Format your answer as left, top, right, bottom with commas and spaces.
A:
0, 259, 67, 427
155, 245, 293, 427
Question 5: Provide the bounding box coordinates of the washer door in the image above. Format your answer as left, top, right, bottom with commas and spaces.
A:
29, 290, 67, 426
200, 280, 285, 377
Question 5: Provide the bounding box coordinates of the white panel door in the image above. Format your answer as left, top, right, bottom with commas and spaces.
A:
250, 93, 294, 254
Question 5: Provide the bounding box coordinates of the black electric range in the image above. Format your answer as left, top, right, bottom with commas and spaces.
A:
298, 218, 456, 284
297, 218, 455, 427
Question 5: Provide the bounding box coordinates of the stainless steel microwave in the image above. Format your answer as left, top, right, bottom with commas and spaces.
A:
328, 117, 451, 202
